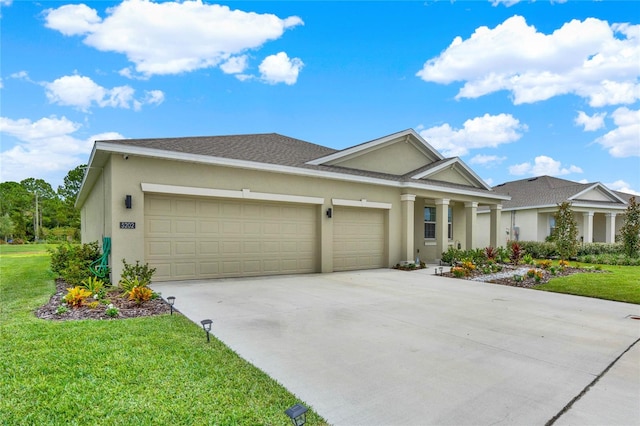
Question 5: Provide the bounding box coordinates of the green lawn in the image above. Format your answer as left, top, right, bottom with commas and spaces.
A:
0, 245, 326, 425
536, 263, 640, 304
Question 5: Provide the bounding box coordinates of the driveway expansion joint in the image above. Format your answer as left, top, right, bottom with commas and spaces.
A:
545, 337, 640, 426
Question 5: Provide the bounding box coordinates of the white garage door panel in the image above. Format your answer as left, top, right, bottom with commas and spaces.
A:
333, 207, 385, 271
145, 195, 318, 281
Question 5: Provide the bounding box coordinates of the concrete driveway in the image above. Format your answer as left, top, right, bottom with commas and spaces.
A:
152, 269, 640, 426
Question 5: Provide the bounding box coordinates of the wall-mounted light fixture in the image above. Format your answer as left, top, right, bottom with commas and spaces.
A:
125, 195, 132, 209
326, 208, 332, 218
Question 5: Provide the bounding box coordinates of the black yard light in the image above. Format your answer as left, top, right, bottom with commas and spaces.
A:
284, 404, 308, 426
167, 296, 176, 315
201, 319, 213, 343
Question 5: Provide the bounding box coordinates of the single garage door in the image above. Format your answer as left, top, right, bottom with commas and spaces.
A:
333, 207, 386, 271
145, 195, 319, 281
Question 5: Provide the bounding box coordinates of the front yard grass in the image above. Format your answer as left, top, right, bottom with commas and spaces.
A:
535, 263, 640, 304
0, 245, 326, 425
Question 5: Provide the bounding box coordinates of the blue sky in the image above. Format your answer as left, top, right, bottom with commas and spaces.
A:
1, 0, 639, 194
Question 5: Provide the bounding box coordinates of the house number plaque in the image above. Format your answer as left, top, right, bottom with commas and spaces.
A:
120, 222, 136, 229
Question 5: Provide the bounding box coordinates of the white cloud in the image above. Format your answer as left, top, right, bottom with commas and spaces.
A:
416, 16, 640, 107
10, 70, 29, 80
259, 52, 304, 85
490, 0, 520, 6
44, 75, 164, 111
220, 55, 248, 74
417, 113, 526, 157
0, 116, 123, 183
606, 180, 640, 196
44, 0, 303, 78
469, 154, 507, 167
44, 3, 101, 36
508, 155, 583, 176
575, 111, 606, 132
596, 107, 640, 158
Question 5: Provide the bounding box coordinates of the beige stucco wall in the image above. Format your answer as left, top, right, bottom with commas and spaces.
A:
81, 163, 113, 274
329, 142, 429, 175
429, 167, 471, 187
102, 154, 407, 280
477, 209, 539, 248
80, 152, 509, 279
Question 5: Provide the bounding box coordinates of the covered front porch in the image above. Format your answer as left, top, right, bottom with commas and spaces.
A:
537, 209, 626, 244
399, 192, 504, 263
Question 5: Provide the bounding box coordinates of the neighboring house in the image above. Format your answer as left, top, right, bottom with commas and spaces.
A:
477, 175, 633, 248
76, 129, 509, 282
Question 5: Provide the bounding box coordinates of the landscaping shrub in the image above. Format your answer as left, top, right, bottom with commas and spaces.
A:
536, 259, 552, 269
518, 241, 558, 259
620, 196, 640, 258
129, 286, 154, 305
552, 202, 579, 261
63, 286, 92, 308
80, 276, 107, 299
509, 241, 523, 265
119, 276, 144, 296
120, 259, 156, 286
575, 253, 640, 266
577, 243, 624, 256
49, 242, 102, 287
484, 246, 498, 261
440, 247, 465, 265
451, 267, 466, 278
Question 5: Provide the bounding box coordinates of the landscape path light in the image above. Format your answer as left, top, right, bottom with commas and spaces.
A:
201, 319, 213, 343
167, 296, 176, 315
284, 403, 308, 426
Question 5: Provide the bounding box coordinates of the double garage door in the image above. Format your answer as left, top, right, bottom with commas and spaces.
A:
145, 195, 318, 281
145, 195, 387, 281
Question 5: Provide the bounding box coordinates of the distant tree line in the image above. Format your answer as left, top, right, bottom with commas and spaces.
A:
0, 165, 85, 243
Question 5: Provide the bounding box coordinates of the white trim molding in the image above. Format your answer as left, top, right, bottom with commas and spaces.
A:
332, 198, 392, 209
141, 183, 325, 205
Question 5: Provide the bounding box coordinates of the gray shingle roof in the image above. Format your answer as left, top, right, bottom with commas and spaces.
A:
102, 133, 336, 167
102, 132, 496, 196
492, 175, 629, 209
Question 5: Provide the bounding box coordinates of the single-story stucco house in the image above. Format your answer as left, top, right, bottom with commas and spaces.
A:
76, 129, 510, 282
477, 175, 634, 248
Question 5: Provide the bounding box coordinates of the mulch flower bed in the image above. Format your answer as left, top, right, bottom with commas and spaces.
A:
36, 278, 172, 321
441, 264, 607, 288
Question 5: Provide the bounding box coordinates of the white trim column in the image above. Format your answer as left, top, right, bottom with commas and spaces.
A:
490, 204, 502, 248
465, 202, 478, 250
582, 212, 594, 243
401, 194, 416, 263
605, 213, 617, 243
435, 198, 450, 259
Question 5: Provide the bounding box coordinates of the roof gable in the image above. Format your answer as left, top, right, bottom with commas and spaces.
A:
409, 158, 491, 190
492, 176, 628, 210
306, 129, 444, 175
570, 183, 627, 204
